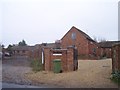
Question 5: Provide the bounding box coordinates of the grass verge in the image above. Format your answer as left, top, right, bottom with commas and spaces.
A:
31, 59, 43, 72
110, 71, 120, 85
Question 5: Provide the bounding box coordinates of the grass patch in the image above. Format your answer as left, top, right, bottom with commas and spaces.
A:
31, 59, 43, 72
110, 71, 120, 85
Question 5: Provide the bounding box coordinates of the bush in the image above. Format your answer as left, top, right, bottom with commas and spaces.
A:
31, 59, 43, 72
110, 71, 120, 85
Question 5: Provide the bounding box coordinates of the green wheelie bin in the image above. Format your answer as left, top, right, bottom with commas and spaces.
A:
53, 59, 61, 73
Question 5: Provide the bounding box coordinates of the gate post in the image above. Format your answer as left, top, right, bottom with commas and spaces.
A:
44, 47, 51, 71
67, 47, 74, 71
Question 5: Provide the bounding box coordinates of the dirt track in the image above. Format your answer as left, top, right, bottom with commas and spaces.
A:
25, 59, 119, 88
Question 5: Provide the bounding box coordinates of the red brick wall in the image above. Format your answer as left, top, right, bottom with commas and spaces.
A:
97, 48, 111, 58
44, 48, 51, 71
67, 47, 74, 71
50, 49, 67, 72
104, 48, 111, 58
44, 47, 78, 72
97, 47, 103, 58
88, 41, 99, 59
112, 44, 120, 73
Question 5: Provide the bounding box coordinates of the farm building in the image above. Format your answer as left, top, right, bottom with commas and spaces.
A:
12, 46, 34, 56
11, 43, 57, 60
60, 26, 120, 59
12, 45, 42, 60
98, 41, 120, 58
61, 26, 99, 59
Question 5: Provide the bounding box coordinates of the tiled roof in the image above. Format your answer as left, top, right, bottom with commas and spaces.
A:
98, 41, 120, 48
41, 43, 56, 48
12, 46, 36, 51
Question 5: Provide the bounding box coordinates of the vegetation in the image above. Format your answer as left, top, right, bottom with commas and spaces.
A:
6, 44, 13, 55
18, 40, 27, 46
31, 59, 43, 72
110, 71, 120, 85
1, 44, 4, 48
93, 36, 107, 42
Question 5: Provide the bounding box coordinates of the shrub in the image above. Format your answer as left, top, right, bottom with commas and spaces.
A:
31, 59, 43, 72
110, 71, 120, 85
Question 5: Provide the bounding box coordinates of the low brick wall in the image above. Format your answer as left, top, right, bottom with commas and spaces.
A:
44, 47, 78, 72
112, 43, 120, 73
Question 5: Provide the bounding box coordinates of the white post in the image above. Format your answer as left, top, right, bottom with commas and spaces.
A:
42, 48, 44, 64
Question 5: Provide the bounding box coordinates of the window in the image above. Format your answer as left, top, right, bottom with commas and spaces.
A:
71, 32, 76, 40
92, 48, 96, 56
93, 48, 96, 53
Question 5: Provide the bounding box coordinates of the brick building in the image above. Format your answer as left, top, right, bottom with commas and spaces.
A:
12, 45, 42, 60
12, 46, 31, 56
61, 26, 99, 59
98, 41, 120, 58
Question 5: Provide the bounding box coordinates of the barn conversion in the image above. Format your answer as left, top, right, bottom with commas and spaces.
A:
61, 26, 120, 59
61, 26, 99, 59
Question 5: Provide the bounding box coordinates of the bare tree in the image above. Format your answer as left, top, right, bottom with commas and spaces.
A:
93, 36, 107, 42
98, 37, 107, 42
93, 36, 98, 42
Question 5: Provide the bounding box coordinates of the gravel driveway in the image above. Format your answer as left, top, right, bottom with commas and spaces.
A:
2, 56, 32, 85
2, 56, 58, 88
2, 57, 119, 88
25, 59, 119, 88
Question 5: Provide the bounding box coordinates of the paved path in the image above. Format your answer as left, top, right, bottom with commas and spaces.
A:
2, 82, 45, 88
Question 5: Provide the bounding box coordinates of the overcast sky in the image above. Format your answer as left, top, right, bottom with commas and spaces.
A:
0, 0, 119, 47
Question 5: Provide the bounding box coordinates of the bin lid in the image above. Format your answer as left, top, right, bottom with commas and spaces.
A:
53, 59, 61, 62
